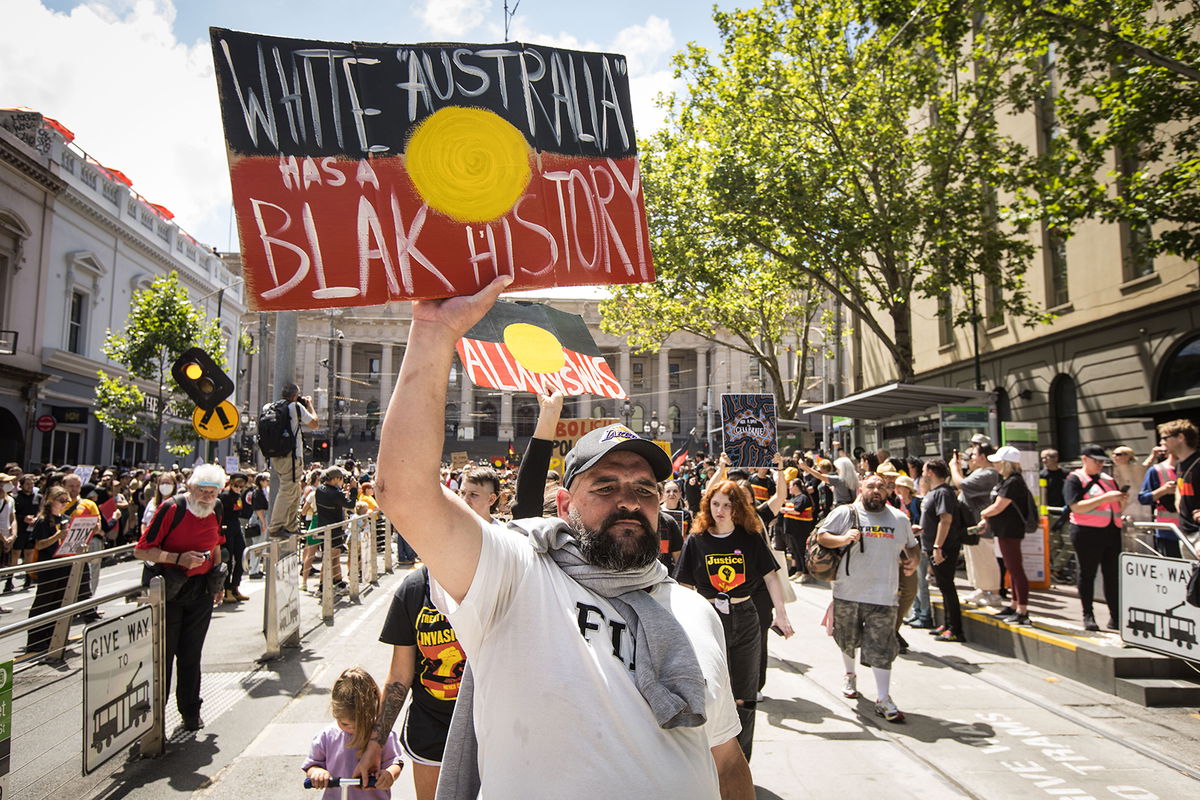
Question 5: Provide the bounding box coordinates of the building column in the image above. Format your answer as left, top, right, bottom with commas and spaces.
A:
339, 340, 353, 433
459, 367, 473, 437
302, 337, 318, 396
695, 347, 707, 436
380, 344, 394, 414
657, 348, 670, 426
578, 393, 593, 418
619, 349, 631, 396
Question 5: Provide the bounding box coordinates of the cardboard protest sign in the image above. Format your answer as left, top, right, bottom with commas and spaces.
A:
210, 29, 654, 311
456, 301, 625, 398
57, 516, 99, 557
720, 393, 778, 468
74, 465, 95, 485
450, 451, 470, 471
548, 418, 619, 476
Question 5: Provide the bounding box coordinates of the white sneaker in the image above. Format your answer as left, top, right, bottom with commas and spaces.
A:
982, 591, 1005, 608
962, 589, 983, 606
841, 673, 858, 699
874, 696, 905, 723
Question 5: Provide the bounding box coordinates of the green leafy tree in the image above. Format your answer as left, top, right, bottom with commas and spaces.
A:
95, 272, 224, 463
601, 139, 833, 418
646, 0, 1060, 380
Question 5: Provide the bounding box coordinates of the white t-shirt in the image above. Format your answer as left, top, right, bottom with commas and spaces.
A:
0, 495, 13, 538
819, 501, 916, 607
431, 519, 740, 799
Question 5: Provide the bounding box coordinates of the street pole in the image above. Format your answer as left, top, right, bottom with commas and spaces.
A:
327, 311, 337, 465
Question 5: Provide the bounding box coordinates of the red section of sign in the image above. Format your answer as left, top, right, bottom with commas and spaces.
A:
36, 415, 56, 433
229, 152, 653, 311
455, 337, 626, 399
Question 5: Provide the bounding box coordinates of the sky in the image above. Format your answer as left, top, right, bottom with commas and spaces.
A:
1, 0, 728, 258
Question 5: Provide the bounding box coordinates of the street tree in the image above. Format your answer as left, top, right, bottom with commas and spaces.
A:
601, 140, 833, 419
94, 272, 224, 462
643, 0, 1059, 380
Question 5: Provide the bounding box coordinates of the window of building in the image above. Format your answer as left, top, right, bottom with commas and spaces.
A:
592, 405, 608, 419
41, 427, 84, 466
937, 294, 954, 347
1044, 227, 1069, 307
479, 401, 498, 437
630, 404, 644, 432
985, 279, 1004, 329
631, 361, 644, 390
368, 357, 380, 375
67, 291, 86, 354
445, 402, 460, 438
515, 403, 537, 437
114, 439, 145, 467
1050, 373, 1080, 460
668, 404, 681, 434
1156, 332, 1200, 401
995, 386, 1012, 423
669, 362, 681, 389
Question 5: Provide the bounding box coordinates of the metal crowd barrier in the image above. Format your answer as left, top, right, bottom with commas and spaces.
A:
0, 574, 168, 785
1132, 521, 1198, 560
0, 544, 136, 662
242, 511, 396, 658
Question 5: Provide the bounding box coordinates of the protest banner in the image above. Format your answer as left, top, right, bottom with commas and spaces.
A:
57, 516, 100, 557
210, 29, 654, 311
450, 451, 470, 471
457, 301, 625, 398
720, 394, 779, 468
548, 418, 620, 475
98, 497, 118, 521
74, 465, 95, 485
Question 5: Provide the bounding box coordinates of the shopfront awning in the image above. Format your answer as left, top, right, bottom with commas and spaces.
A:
1106, 394, 1200, 420
803, 382, 993, 421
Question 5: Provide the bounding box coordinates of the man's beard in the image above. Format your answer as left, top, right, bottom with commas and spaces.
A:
567, 507, 659, 571
187, 495, 216, 518
861, 494, 886, 512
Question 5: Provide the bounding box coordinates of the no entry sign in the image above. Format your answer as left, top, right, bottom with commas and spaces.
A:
35, 415, 55, 433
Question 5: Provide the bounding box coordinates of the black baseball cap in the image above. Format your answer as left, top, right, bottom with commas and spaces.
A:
1080, 444, 1108, 461
562, 424, 673, 489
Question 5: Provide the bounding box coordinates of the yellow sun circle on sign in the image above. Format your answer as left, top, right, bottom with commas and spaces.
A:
503, 323, 566, 374
405, 107, 532, 223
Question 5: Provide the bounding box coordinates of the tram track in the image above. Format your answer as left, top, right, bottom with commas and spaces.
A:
780, 589, 1200, 797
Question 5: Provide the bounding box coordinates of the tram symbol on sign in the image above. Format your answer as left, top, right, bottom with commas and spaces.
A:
91, 662, 151, 752
192, 401, 240, 441
1126, 603, 1197, 650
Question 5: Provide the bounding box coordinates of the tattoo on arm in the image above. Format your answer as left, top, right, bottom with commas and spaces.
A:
371, 680, 410, 744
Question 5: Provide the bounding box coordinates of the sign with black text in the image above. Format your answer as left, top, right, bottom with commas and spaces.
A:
211, 29, 653, 311
1119, 553, 1199, 661
83, 607, 155, 773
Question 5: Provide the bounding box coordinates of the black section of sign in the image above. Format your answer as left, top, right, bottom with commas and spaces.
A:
52, 406, 90, 424
171, 347, 235, 412
210, 28, 637, 160
463, 300, 600, 356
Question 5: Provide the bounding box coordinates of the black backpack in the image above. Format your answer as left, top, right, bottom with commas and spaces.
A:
257, 399, 296, 458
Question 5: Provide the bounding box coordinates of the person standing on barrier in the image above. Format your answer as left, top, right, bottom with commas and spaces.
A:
220, 473, 250, 604
25, 486, 72, 651
133, 464, 228, 732
1064, 445, 1125, 632
266, 383, 319, 539
372, 277, 751, 799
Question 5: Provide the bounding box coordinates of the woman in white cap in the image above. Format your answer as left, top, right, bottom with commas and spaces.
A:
978, 446, 1033, 625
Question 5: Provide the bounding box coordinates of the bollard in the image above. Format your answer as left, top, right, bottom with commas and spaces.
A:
382, 518, 394, 574
348, 522, 361, 603
321, 524, 335, 621
263, 539, 280, 658
142, 575, 166, 757
367, 512, 379, 584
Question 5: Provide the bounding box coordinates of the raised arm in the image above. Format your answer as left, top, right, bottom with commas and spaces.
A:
375, 276, 512, 603
706, 453, 731, 493
512, 391, 563, 519
763, 453, 787, 516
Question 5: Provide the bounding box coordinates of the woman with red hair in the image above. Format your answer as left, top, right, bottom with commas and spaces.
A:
673, 479, 793, 762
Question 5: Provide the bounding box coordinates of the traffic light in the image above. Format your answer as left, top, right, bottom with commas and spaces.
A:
171, 347, 234, 411
314, 438, 331, 462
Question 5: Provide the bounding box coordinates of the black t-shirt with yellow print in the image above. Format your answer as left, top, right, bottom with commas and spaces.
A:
672, 525, 778, 600
379, 565, 466, 722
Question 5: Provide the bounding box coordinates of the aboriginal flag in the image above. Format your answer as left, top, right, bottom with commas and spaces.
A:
455, 301, 627, 399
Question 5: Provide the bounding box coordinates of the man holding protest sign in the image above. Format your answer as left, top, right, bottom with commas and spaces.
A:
370, 277, 752, 798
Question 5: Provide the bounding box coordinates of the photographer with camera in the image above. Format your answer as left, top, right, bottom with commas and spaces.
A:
264, 383, 320, 539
